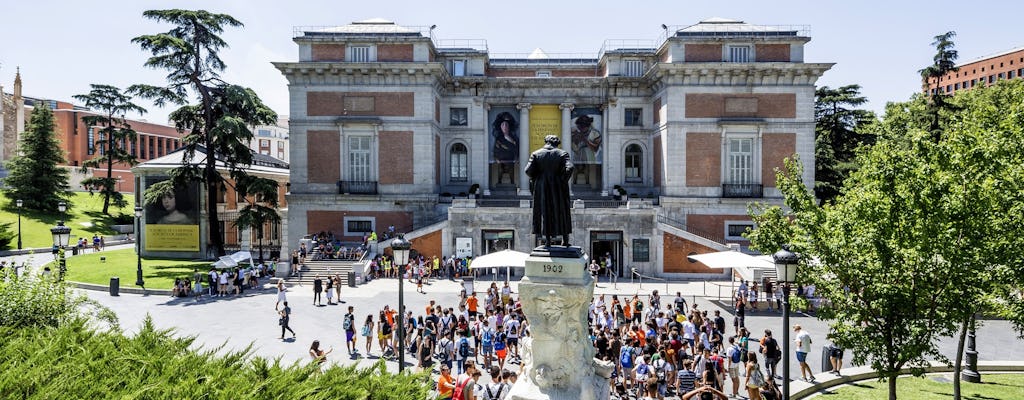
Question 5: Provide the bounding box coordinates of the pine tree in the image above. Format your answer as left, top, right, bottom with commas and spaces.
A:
74, 84, 146, 215
3, 104, 71, 212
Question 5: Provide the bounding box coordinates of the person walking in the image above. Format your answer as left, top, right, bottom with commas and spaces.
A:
362, 314, 375, 355
760, 329, 782, 379
744, 351, 765, 400
313, 275, 323, 306
794, 324, 814, 382
343, 306, 357, 354
325, 275, 335, 305
278, 301, 295, 339
275, 279, 288, 310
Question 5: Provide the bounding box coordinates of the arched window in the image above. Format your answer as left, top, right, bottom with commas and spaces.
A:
450, 143, 468, 182
625, 144, 642, 182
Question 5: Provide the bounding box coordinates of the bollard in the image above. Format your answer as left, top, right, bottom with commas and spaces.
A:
109, 277, 120, 296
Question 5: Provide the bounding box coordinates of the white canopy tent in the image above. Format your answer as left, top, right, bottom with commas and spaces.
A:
468, 249, 529, 282
211, 251, 256, 269
687, 250, 775, 282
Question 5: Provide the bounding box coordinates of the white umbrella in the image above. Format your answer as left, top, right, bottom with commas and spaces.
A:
687, 250, 774, 282
468, 249, 529, 282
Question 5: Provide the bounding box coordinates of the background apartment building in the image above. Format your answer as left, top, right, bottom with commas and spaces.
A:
275, 18, 832, 277
927, 46, 1024, 95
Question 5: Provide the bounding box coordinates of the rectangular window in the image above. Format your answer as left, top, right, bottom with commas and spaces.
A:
624, 60, 644, 77
998, 72, 1005, 80
130, 136, 137, 157
148, 137, 154, 159
726, 223, 755, 240
349, 46, 371, 62
624, 108, 643, 127
87, 128, 95, 155
989, 75, 996, 84
953, 83, 960, 90
728, 46, 751, 63
259, 139, 270, 150
450, 144, 468, 182
449, 107, 468, 126
348, 136, 372, 182
157, 138, 164, 157
347, 220, 373, 233
536, 71, 551, 78
278, 141, 285, 150
257, 129, 271, 137
451, 60, 467, 76
727, 138, 754, 184
625, 145, 642, 183
1010, 70, 1016, 79
632, 239, 650, 262
278, 150, 285, 160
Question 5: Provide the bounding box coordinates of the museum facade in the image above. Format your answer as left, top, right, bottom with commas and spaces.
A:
274, 18, 832, 277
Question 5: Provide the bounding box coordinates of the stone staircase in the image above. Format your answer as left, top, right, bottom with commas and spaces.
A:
288, 248, 363, 287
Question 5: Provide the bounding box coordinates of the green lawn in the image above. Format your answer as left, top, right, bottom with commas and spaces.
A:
0, 192, 136, 249
52, 248, 211, 290
821, 373, 1024, 399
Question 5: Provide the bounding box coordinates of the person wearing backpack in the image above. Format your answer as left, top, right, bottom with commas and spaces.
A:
760, 329, 781, 379
483, 365, 508, 400
480, 319, 495, 370
493, 326, 508, 371
437, 334, 454, 371
343, 306, 357, 354
455, 331, 471, 374
619, 340, 637, 388
726, 337, 743, 398
652, 350, 670, 399
452, 361, 478, 400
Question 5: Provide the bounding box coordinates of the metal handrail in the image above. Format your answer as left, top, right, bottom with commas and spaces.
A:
629, 267, 669, 293
656, 215, 725, 244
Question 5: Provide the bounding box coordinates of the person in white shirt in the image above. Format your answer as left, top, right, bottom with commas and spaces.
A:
482, 365, 509, 400
682, 318, 697, 353
794, 324, 814, 382
505, 315, 521, 359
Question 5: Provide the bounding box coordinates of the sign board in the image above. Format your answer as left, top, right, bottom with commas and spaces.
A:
456, 237, 473, 258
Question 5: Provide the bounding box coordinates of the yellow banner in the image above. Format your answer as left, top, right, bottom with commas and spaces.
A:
146, 225, 200, 252
528, 104, 562, 152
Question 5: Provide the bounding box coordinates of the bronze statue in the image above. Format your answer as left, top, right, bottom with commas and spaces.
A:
525, 135, 574, 246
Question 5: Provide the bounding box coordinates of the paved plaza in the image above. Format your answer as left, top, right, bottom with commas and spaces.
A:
6, 248, 1024, 397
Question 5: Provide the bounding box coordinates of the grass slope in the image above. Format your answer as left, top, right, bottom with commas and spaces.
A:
52, 248, 210, 290
823, 374, 1024, 399
0, 192, 136, 249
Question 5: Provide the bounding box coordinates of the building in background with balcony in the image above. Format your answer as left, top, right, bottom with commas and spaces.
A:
275, 18, 831, 277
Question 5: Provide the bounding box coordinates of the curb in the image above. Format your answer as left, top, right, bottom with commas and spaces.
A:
72, 281, 172, 296
0, 240, 134, 257
795, 360, 1024, 399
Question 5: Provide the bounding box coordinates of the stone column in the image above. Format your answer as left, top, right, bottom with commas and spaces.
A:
558, 103, 574, 154
482, 103, 492, 196
508, 247, 612, 400
517, 103, 532, 196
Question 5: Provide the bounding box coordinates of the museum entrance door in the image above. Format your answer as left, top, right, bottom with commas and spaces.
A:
590, 231, 623, 277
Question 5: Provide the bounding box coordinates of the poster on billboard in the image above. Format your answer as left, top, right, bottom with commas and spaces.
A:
456, 237, 473, 258
144, 177, 200, 252
488, 107, 520, 186
527, 104, 561, 153
570, 107, 603, 164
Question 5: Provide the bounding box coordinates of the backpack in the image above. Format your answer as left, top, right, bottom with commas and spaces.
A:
729, 345, 742, 363
484, 382, 506, 400
458, 338, 470, 358
382, 322, 392, 335
453, 376, 471, 400
635, 301, 644, 313
494, 333, 506, 351
750, 367, 765, 387
653, 359, 667, 383
436, 339, 451, 362
482, 329, 494, 347
619, 348, 634, 369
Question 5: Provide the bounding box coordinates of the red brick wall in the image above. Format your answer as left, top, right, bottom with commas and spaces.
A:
653, 135, 662, 186
663, 232, 722, 273
311, 44, 345, 61
685, 94, 796, 118
552, 69, 600, 77
686, 132, 721, 187
378, 131, 414, 184
687, 214, 751, 241
307, 130, 340, 183
487, 69, 537, 78
755, 44, 790, 62
685, 44, 722, 62
929, 49, 1024, 92
377, 44, 414, 62
761, 133, 796, 187
306, 92, 415, 117
306, 210, 413, 241
411, 229, 442, 260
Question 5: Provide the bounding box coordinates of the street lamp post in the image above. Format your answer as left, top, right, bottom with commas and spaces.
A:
51, 202, 71, 280
773, 245, 800, 400
390, 234, 412, 373
135, 206, 145, 288
16, 199, 23, 250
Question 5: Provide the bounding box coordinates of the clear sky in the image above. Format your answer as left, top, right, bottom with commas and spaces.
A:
2, 0, 1022, 124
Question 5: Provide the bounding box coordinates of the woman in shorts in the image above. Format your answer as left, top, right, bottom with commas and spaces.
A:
362, 314, 375, 354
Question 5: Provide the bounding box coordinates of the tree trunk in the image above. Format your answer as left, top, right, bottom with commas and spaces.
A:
889, 374, 898, 400
953, 313, 970, 400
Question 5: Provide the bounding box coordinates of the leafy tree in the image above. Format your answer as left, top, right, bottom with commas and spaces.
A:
73, 84, 146, 215
813, 85, 876, 204
130, 9, 277, 257
232, 175, 282, 264
3, 104, 71, 212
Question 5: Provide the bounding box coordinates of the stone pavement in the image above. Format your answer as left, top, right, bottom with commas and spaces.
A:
7, 248, 1024, 397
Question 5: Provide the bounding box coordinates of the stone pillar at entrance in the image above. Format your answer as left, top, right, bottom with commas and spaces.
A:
508, 246, 612, 400
517, 103, 532, 196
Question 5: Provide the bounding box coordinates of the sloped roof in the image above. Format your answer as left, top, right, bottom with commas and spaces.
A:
133, 145, 289, 176
303, 19, 422, 36
676, 18, 801, 37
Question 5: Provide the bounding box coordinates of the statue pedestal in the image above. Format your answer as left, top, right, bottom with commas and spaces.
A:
508, 246, 611, 400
